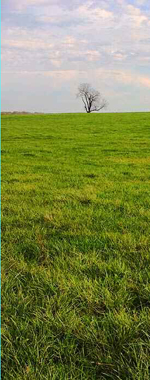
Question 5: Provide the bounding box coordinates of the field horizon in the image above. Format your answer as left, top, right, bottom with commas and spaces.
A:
1, 111, 150, 115
2, 112, 150, 379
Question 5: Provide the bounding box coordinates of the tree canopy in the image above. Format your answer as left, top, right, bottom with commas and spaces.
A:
77, 83, 108, 113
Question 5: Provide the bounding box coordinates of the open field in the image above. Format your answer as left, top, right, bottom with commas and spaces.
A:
1, 112, 150, 379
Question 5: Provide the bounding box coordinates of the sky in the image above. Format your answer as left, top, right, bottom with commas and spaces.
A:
1, 0, 150, 113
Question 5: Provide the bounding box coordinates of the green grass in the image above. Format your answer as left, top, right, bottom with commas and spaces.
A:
1, 112, 150, 379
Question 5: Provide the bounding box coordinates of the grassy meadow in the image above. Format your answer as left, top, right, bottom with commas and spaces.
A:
1, 112, 150, 379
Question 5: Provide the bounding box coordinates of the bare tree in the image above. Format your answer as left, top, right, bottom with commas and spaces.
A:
77, 83, 108, 113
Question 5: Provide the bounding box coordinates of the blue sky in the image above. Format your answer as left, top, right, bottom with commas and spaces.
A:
1, 0, 150, 112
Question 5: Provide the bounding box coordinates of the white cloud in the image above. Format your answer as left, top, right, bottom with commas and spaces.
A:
126, 4, 149, 26
139, 76, 150, 88
77, 2, 114, 21
2, 39, 54, 50
1, 0, 150, 111
37, 2, 114, 29
2, 66, 150, 89
108, 70, 150, 89
12, 0, 53, 11
111, 50, 127, 61
135, 0, 147, 6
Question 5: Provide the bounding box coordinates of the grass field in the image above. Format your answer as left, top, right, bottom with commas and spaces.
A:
1, 112, 150, 379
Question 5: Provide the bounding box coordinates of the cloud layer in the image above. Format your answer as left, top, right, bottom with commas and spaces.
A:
2, 0, 150, 112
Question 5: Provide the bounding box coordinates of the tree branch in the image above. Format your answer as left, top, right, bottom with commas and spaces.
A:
77, 83, 108, 113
